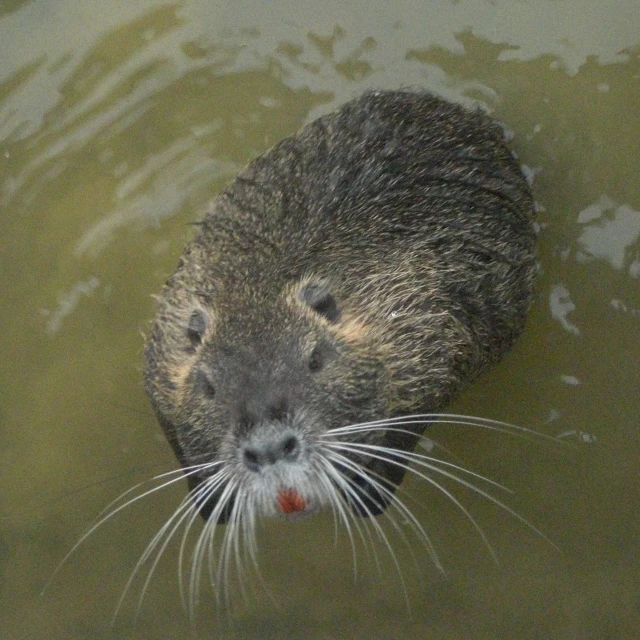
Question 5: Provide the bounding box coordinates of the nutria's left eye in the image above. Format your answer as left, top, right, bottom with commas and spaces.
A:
308, 347, 324, 372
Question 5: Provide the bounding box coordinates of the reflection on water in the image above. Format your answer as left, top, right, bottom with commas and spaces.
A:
1, 1, 638, 639
577, 195, 640, 271
549, 283, 581, 336
42, 276, 101, 335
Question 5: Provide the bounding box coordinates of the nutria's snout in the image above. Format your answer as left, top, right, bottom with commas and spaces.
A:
143, 89, 537, 533
190, 422, 396, 523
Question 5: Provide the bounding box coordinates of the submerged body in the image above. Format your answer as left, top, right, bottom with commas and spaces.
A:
144, 90, 536, 526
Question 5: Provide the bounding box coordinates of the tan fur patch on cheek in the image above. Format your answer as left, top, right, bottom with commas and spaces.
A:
169, 360, 194, 408
331, 315, 371, 344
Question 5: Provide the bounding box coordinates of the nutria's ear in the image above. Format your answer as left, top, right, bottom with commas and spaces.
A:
299, 282, 341, 323
186, 309, 207, 345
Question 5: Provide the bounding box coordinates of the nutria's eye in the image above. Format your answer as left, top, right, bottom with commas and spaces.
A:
308, 347, 324, 372
299, 282, 340, 323
187, 310, 207, 345
196, 371, 216, 399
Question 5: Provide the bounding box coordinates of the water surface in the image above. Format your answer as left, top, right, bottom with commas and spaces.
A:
1, 2, 638, 639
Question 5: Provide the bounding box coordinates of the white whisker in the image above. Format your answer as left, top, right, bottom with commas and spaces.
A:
316, 457, 380, 576
321, 452, 417, 608
180, 470, 230, 616
114, 464, 224, 622
325, 449, 443, 574
42, 464, 212, 603
188, 474, 236, 616
325, 413, 559, 444
122, 494, 196, 625
329, 443, 498, 563
327, 441, 512, 493
329, 439, 557, 552
314, 460, 360, 578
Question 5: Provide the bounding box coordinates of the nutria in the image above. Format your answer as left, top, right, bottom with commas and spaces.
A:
143, 89, 536, 533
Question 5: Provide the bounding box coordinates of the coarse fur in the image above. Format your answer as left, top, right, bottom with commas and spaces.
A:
143, 89, 537, 553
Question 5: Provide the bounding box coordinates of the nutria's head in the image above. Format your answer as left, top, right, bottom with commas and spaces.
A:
143, 246, 397, 524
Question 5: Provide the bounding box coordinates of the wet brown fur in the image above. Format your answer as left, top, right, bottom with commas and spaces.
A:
143, 89, 537, 518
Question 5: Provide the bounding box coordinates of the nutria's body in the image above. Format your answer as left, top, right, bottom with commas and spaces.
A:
144, 90, 536, 525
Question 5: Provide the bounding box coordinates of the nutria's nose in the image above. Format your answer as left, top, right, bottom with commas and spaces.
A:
242, 433, 300, 472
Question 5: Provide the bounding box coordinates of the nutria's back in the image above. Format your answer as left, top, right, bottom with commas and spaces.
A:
144, 89, 536, 523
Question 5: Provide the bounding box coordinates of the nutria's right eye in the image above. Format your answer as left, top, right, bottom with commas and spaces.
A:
187, 310, 207, 345
196, 371, 216, 399
308, 346, 324, 372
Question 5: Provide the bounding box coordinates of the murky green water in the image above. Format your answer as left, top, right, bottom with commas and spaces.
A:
1, 1, 638, 639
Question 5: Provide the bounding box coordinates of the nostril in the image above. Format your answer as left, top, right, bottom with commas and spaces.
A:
281, 434, 299, 460
243, 447, 261, 471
